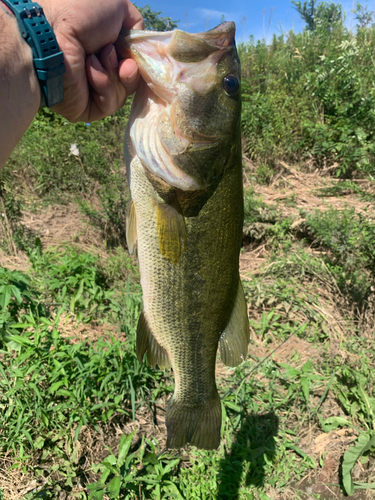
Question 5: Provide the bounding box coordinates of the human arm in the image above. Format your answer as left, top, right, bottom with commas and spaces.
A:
0, 5, 40, 167
0, 0, 144, 167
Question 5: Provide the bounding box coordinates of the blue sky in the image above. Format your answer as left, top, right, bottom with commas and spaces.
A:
142, 0, 360, 42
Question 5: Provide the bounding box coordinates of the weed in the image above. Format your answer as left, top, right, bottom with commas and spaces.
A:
78, 187, 129, 249
314, 180, 375, 201
303, 207, 375, 306
0, 267, 172, 498
244, 190, 279, 225
4, 105, 131, 201
29, 247, 117, 323
0, 266, 44, 343
243, 190, 293, 250
87, 432, 182, 499
0, 178, 37, 253
243, 247, 337, 343
240, 17, 375, 179
334, 365, 375, 495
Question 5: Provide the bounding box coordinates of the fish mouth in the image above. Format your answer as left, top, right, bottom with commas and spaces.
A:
117, 21, 236, 60
116, 22, 235, 102
116, 23, 236, 191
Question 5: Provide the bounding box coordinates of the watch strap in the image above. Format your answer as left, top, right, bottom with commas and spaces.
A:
2, 0, 65, 107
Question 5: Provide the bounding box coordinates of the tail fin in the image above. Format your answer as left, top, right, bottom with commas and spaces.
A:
166, 395, 222, 450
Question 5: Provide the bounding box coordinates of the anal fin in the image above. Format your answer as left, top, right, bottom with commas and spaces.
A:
126, 199, 137, 254
219, 281, 250, 367
156, 202, 186, 265
136, 312, 171, 369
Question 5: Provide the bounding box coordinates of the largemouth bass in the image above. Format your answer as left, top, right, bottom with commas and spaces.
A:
116, 22, 249, 450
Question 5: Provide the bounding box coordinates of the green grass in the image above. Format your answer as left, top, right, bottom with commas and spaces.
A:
80, 353, 324, 500
4, 106, 131, 201
302, 206, 375, 307
313, 180, 375, 202
2, 135, 375, 500
0, 250, 174, 498
240, 21, 375, 180
0, 103, 132, 253
1, 226, 375, 498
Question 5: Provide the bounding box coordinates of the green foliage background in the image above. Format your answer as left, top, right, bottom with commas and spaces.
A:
239, 0, 375, 180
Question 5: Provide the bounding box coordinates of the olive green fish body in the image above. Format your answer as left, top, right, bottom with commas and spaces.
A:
117, 22, 249, 449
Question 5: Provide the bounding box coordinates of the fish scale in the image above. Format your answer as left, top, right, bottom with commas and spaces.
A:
116, 21, 250, 449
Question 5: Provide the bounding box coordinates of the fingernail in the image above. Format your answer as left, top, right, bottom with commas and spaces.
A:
108, 46, 119, 68
91, 54, 104, 72
124, 65, 138, 84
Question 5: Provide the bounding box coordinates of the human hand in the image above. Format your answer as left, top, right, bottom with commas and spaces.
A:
38, 0, 144, 122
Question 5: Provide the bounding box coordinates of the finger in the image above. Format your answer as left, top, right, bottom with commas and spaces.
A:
99, 44, 140, 101
118, 58, 141, 96
51, 35, 89, 122
99, 44, 129, 104
86, 45, 126, 121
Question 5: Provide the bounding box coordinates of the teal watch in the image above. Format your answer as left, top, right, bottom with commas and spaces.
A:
2, 0, 65, 107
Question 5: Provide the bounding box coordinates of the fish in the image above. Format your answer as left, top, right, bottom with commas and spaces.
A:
115, 22, 249, 450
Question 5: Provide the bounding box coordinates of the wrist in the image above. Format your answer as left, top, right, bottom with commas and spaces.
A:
0, 6, 40, 166
0, 3, 41, 106
1, 0, 65, 108
0, 0, 11, 14
0, 6, 41, 105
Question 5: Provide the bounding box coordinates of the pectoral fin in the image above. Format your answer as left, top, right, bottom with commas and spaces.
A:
219, 281, 250, 367
136, 312, 171, 369
126, 200, 137, 254
156, 203, 186, 265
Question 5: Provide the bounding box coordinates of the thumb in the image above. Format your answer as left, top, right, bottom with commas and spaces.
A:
86, 44, 127, 121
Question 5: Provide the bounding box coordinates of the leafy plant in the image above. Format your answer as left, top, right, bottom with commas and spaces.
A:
292, 0, 343, 32
303, 207, 375, 306
0, 267, 36, 318
0, 267, 44, 347
30, 247, 117, 322
0, 179, 37, 253
354, 1, 375, 28
78, 188, 129, 248
88, 432, 182, 499
342, 432, 375, 495
239, 5, 375, 180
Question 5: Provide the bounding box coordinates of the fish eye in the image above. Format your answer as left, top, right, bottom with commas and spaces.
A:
223, 74, 240, 96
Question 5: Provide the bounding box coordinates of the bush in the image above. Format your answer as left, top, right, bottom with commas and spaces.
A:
303, 207, 375, 305
240, 7, 375, 179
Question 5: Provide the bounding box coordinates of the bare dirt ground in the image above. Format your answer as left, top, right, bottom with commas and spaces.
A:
1, 165, 374, 499
241, 163, 375, 499
2, 161, 372, 272
20, 202, 107, 254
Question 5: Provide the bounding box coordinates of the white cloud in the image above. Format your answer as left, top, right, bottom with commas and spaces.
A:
183, 21, 199, 29
193, 7, 242, 25
195, 8, 227, 20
